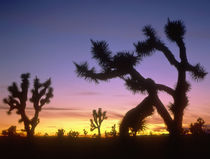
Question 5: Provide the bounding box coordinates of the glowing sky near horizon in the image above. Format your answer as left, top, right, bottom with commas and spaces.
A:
0, 0, 210, 135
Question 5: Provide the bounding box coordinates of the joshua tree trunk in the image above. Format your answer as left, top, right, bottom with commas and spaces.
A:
152, 94, 174, 133
173, 67, 188, 135
98, 127, 101, 137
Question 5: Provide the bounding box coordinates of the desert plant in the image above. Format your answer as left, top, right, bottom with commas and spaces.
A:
3, 73, 53, 138
68, 130, 79, 138
57, 129, 65, 137
90, 108, 107, 137
83, 129, 88, 137
44, 133, 49, 137
109, 124, 117, 137
130, 120, 146, 137
1, 125, 18, 136
74, 19, 207, 136
190, 117, 206, 135
105, 131, 109, 138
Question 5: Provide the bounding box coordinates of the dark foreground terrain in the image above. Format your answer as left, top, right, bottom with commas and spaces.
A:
0, 135, 210, 159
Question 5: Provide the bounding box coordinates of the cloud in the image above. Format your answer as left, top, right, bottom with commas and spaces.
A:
0, 85, 7, 89
42, 107, 79, 111
0, 106, 8, 110
108, 111, 124, 119
72, 91, 102, 96
188, 31, 210, 39
39, 109, 90, 119
0, 106, 79, 111
47, 126, 57, 128
113, 94, 128, 97
152, 126, 167, 132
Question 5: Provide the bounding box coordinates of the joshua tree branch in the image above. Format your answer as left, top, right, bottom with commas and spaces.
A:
176, 39, 188, 63
186, 63, 208, 80
129, 68, 175, 97
155, 42, 179, 69
75, 62, 127, 82
153, 94, 173, 128
156, 84, 175, 97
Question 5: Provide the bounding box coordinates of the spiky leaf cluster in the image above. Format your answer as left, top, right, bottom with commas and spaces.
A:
134, 25, 159, 58
125, 77, 147, 94
90, 40, 112, 69
74, 62, 99, 82
113, 52, 139, 71
190, 63, 207, 81
165, 19, 186, 42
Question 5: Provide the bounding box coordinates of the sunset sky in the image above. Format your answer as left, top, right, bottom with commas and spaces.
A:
0, 0, 210, 136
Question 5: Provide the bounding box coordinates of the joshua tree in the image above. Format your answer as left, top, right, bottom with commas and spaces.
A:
2, 125, 18, 136
74, 19, 207, 136
190, 117, 206, 135
90, 108, 107, 137
68, 130, 80, 138
83, 129, 88, 137
3, 73, 53, 138
57, 129, 65, 137
110, 124, 117, 137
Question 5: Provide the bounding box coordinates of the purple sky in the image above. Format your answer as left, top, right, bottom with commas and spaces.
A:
0, 0, 210, 134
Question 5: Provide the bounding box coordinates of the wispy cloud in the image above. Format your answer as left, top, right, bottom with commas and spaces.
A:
47, 126, 57, 128
152, 126, 167, 132
0, 106, 79, 111
74, 91, 102, 96
0, 85, 7, 89
0, 106, 8, 110
108, 111, 124, 119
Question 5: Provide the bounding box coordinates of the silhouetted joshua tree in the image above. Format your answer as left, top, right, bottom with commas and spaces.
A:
68, 130, 80, 138
90, 108, 107, 137
57, 128, 65, 137
110, 124, 117, 137
83, 129, 88, 136
2, 125, 18, 136
74, 19, 207, 136
190, 117, 206, 135
3, 73, 53, 138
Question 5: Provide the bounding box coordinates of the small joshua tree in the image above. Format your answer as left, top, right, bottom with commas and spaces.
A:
3, 73, 53, 138
57, 129, 65, 137
190, 117, 206, 135
110, 124, 117, 137
83, 129, 88, 137
90, 108, 107, 137
2, 125, 18, 136
68, 130, 80, 138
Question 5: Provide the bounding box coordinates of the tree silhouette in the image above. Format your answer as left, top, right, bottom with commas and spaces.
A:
3, 73, 53, 138
57, 129, 65, 137
68, 130, 80, 138
90, 108, 107, 137
83, 129, 88, 137
120, 96, 154, 137
2, 125, 18, 136
74, 19, 207, 136
110, 124, 117, 137
190, 117, 206, 135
